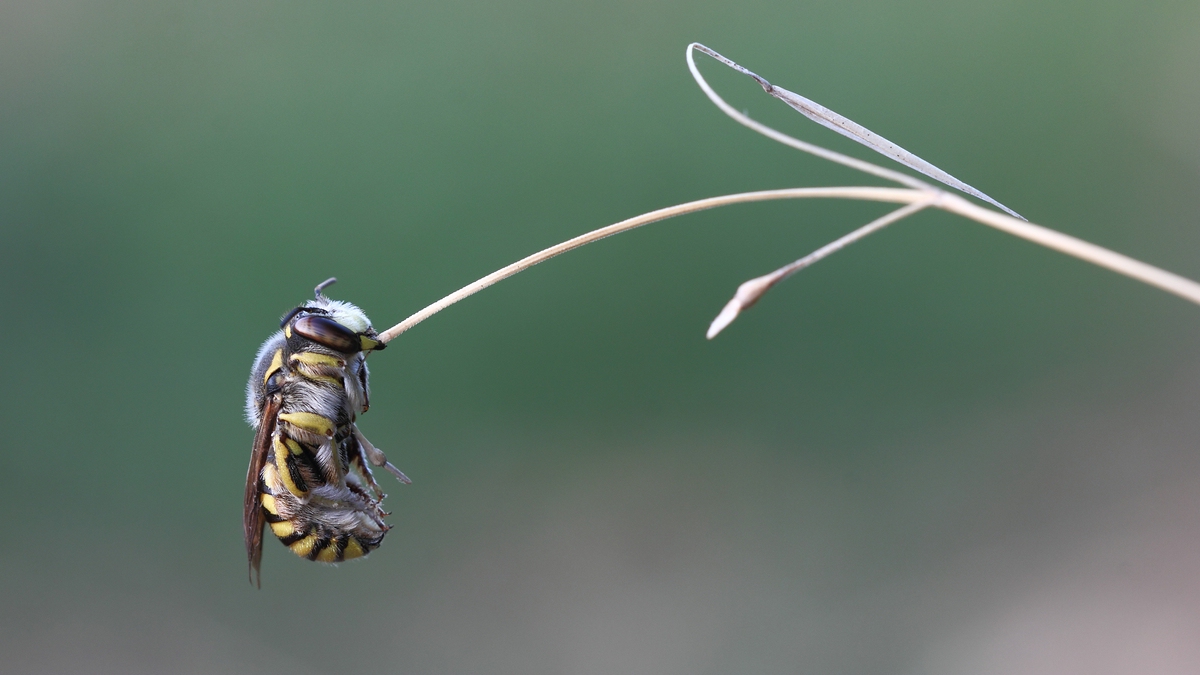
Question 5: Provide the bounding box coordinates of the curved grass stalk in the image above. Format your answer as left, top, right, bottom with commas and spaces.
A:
707, 199, 937, 339
685, 43, 1024, 220
377, 187, 918, 343
377, 44, 1200, 344
706, 191, 1200, 338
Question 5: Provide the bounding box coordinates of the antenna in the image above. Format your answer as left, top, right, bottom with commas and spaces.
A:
314, 277, 338, 298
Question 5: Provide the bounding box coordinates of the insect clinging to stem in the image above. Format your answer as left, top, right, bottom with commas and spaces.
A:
244, 278, 410, 586
240, 44, 1200, 587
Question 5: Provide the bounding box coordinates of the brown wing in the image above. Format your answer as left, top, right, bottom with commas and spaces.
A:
244, 392, 280, 588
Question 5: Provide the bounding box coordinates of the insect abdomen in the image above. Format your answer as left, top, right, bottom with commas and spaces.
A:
255, 340, 391, 564
259, 461, 386, 563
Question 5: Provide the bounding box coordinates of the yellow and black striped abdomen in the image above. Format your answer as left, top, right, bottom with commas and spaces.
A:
255, 346, 390, 564
259, 492, 380, 563
258, 451, 387, 563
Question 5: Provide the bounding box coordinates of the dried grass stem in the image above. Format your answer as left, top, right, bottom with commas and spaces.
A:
376, 43, 1200, 344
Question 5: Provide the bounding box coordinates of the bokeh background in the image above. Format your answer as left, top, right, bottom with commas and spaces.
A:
3, 1, 1200, 673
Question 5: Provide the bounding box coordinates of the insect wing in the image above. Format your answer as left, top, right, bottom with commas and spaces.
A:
244, 392, 281, 587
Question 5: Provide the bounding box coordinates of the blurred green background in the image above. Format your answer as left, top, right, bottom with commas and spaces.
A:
3, 1, 1200, 673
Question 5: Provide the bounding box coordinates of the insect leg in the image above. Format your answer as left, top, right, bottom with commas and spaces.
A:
347, 436, 385, 497
354, 426, 412, 484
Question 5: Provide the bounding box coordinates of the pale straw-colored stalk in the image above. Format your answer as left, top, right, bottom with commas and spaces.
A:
377, 43, 1200, 344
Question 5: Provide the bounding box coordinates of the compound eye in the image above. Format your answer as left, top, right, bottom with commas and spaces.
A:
280, 305, 329, 329
292, 315, 361, 353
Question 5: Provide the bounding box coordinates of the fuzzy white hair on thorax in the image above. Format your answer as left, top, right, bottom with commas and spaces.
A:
310, 297, 372, 333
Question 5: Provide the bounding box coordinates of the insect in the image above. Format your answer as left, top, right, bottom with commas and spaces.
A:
244, 278, 410, 586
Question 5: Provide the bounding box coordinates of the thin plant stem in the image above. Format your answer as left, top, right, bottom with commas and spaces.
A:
686, 43, 1024, 220
937, 192, 1200, 304
379, 185, 1200, 343
377, 44, 1200, 343
683, 46, 930, 193
377, 187, 919, 343
707, 199, 936, 339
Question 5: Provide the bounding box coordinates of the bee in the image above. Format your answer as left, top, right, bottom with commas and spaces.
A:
244, 278, 409, 586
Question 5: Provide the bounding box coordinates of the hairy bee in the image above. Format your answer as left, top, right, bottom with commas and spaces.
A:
244, 278, 409, 586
